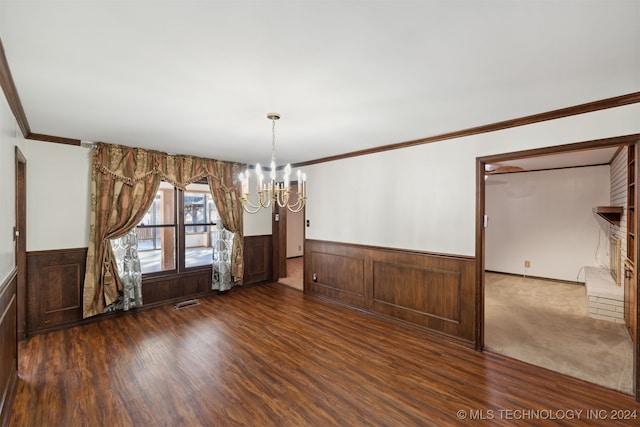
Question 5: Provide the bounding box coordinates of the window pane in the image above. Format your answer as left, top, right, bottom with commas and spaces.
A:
185, 225, 214, 268
139, 182, 175, 226
136, 226, 176, 273
184, 183, 217, 226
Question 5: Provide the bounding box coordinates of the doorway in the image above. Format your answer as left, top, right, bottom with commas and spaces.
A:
274, 183, 305, 290
15, 147, 26, 340
476, 135, 640, 400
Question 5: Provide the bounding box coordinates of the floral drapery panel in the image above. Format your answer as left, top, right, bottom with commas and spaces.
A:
83, 143, 245, 318
208, 162, 244, 291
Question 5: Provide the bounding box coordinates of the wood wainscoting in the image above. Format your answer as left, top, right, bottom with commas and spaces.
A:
26, 248, 86, 335
24, 236, 273, 335
0, 268, 18, 427
244, 235, 272, 284
304, 240, 476, 344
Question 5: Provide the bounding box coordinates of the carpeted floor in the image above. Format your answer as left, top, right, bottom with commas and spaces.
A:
278, 257, 303, 290
485, 272, 633, 394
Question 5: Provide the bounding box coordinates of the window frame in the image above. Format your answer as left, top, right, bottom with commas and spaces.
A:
137, 179, 217, 278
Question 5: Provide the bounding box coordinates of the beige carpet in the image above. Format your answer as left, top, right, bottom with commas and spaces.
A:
278, 257, 303, 290
485, 272, 633, 394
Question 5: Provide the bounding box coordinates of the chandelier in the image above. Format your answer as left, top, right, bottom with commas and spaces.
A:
239, 113, 307, 214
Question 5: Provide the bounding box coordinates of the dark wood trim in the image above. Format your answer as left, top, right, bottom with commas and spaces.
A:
14, 147, 26, 341
271, 209, 280, 281
278, 206, 287, 278
476, 134, 640, 402
294, 92, 640, 168
0, 267, 18, 427
25, 133, 81, 146
635, 142, 640, 403
481, 134, 640, 165
0, 36, 29, 137
474, 157, 485, 351
305, 238, 475, 261
25, 247, 88, 257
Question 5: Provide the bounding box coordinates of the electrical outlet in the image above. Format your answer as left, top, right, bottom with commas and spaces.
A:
524, 260, 531, 268
298, 245, 302, 251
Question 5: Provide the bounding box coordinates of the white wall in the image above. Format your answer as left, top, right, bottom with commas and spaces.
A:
0, 90, 25, 283
17, 103, 640, 256
22, 142, 271, 251
485, 166, 610, 282
241, 171, 272, 236
305, 103, 640, 257
23, 141, 92, 251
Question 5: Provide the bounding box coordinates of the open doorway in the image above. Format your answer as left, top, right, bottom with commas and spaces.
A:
276, 183, 305, 290
477, 135, 640, 399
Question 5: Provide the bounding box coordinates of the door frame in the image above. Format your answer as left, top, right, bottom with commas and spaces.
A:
15, 146, 26, 340
272, 181, 305, 283
475, 133, 640, 401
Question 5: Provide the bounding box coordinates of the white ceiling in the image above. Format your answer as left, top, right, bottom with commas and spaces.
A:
0, 1, 638, 167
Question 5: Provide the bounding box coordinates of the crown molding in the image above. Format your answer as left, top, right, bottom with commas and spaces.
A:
0, 36, 30, 137
293, 92, 640, 168
26, 133, 81, 146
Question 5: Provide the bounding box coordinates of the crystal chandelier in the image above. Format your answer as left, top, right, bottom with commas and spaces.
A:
239, 113, 307, 214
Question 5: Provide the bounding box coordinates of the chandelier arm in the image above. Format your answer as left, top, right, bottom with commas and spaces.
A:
241, 199, 264, 214
276, 188, 291, 208
258, 189, 273, 209
286, 198, 306, 213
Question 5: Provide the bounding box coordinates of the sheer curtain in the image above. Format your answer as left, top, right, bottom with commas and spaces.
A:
108, 229, 143, 312
208, 161, 244, 291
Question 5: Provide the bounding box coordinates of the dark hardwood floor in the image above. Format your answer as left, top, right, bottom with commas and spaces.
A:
9, 283, 640, 426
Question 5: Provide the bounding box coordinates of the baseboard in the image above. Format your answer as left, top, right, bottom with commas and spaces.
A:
485, 270, 585, 286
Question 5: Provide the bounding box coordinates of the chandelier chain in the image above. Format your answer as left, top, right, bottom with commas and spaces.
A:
271, 116, 277, 166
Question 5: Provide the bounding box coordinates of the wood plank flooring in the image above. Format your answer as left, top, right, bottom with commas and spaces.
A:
9, 283, 640, 426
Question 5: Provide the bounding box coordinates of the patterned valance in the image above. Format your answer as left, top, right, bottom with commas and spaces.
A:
93, 142, 243, 190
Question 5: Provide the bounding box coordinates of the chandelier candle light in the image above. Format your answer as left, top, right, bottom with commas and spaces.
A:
239, 113, 307, 214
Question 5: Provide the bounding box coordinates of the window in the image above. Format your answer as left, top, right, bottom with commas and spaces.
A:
183, 183, 217, 268
136, 181, 218, 274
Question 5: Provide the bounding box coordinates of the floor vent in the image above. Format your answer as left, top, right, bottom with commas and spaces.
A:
174, 299, 200, 310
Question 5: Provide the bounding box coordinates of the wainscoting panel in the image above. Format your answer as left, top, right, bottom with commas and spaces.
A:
306, 242, 367, 307
372, 262, 461, 322
142, 269, 213, 306
305, 240, 476, 343
27, 248, 86, 334
0, 268, 17, 427
244, 235, 272, 284
24, 237, 272, 334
